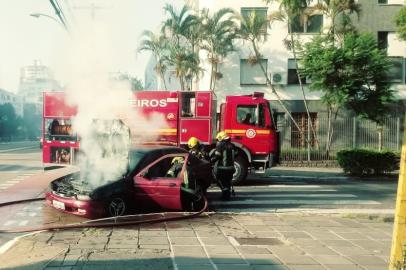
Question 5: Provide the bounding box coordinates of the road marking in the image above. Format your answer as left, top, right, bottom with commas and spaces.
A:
211, 199, 381, 206
6, 180, 20, 183
18, 220, 28, 226
0, 146, 37, 153
3, 220, 16, 227
23, 206, 42, 211
223, 194, 357, 198
0, 183, 14, 187
266, 176, 349, 180
208, 188, 338, 193
265, 185, 322, 188
268, 208, 395, 214
15, 212, 38, 217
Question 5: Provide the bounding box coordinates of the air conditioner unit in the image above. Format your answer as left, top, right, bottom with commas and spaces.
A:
270, 72, 286, 85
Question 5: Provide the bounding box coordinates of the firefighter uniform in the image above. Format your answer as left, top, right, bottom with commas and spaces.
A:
166, 157, 184, 178
211, 131, 235, 200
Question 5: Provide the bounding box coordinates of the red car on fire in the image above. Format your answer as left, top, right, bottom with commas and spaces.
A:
45, 145, 212, 218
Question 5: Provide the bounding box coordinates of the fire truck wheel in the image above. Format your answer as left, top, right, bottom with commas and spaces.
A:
107, 196, 127, 217
233, 156, 248, 185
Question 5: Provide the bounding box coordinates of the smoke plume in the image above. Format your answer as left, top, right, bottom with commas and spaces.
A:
60, 14, 167, 188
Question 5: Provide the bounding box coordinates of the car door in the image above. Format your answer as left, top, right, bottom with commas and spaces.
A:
133, 153, 188, 210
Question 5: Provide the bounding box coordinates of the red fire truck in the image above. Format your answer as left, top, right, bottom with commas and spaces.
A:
42, 91, 279, 184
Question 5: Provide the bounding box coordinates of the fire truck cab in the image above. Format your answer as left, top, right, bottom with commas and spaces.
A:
42, 91, 278, 184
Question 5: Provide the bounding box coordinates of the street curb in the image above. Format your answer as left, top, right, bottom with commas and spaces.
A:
0, 231, 43, 255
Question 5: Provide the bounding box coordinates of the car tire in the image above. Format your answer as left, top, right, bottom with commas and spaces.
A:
232, 156, 248, 185
107, 196, 127, 217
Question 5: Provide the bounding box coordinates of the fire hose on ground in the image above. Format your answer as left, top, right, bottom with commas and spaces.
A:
0, 196, 209, 234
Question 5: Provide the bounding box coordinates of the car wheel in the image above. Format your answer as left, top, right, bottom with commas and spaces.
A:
232, 156, 248, 185
107, 197, 127, 217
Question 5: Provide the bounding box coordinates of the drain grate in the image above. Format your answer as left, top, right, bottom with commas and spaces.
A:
235, 237, 284, 246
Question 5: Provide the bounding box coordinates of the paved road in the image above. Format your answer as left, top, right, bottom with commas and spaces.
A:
0, 144, 398, 250
207, 182, 396, 213
0, 141, 42, 189
0, 141, 44, 248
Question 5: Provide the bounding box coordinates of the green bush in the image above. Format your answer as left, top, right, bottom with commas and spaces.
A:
280, 148, 335, 161
336, 149, 399, 176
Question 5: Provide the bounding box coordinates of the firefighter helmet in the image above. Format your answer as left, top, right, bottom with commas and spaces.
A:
171, 156, 184, 164
216, 131, 230, 141
187, 137, 199, 149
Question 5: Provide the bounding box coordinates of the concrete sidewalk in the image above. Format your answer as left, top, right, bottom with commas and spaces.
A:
0, 212, 393, 270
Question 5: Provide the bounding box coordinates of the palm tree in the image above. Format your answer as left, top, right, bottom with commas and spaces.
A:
161, 4, 202, 90
138, 30, 169, 90
239, 10, 303, 133
267, 0, 319, 148
312, 0, 361, 40
165, 43, 203, 91
200, 8, 239, 91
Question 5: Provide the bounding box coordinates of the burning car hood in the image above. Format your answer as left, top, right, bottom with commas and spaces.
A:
50, 168, 127, 197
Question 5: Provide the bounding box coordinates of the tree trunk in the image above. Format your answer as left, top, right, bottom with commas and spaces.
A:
160, 68, 168, 90
213, 63, 219, 91
209, 61, 215, 90
288, 20, 319, 149
251, 40, 304, 135
326, 106, 339, 157
378, 125, 383, 151
326, 105, 332, 156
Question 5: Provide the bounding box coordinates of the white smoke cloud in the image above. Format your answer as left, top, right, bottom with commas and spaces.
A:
59, 15, 168, 188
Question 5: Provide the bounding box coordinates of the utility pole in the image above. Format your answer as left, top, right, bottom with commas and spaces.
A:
73, 2, 109, 21
389, 116, 406, 270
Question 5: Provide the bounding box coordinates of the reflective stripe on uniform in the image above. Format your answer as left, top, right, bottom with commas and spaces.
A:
183, 170, 189, 188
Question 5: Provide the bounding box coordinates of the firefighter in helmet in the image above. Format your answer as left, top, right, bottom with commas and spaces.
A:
166, 156, 184, 178
187, 137, 207, 160
210, 131, 235, 200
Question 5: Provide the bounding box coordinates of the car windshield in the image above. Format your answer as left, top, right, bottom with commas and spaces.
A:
128, 149, 149, 173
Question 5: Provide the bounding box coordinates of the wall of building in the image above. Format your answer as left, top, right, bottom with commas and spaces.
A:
193, 0, 406, 115
143, 1, 406, 116
18, 61, 62, 105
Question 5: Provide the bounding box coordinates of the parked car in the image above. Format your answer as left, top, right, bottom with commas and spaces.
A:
45, 146, 213, 218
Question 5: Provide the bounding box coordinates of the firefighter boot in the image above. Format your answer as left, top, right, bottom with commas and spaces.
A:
221, 188, 231, 200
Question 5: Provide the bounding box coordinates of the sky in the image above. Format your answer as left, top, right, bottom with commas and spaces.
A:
0, 0, 183, 93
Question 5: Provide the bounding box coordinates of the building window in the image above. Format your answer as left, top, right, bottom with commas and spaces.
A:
290, 14, 323, 33
386, 57, 405, 83
291, 112, 317, 148
241, 7, 268, 34
378, 0, 388, 4
240, 59, 268, 85
377, 31, 388, 50
287, 59, 307, 85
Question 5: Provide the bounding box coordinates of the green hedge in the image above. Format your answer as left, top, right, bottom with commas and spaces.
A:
336, 149, 399, 176
280, 149, 335, 161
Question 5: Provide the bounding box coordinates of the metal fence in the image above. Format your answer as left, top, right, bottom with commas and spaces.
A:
277, 116, 402, 162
